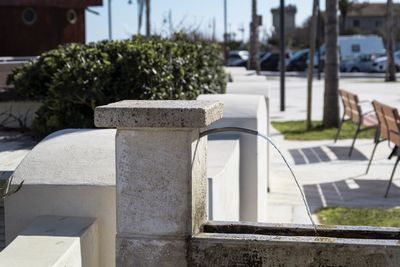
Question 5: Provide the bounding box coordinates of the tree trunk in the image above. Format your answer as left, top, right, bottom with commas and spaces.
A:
306, 0, 319, 130
146, 0, 151, 37
323, 0, 340, 128
248, 0, 260, 72
386, 0, 396, 82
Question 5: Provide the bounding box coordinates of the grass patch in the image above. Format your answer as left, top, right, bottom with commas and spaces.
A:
318, 207, 400, 227
272, 120, 376, 141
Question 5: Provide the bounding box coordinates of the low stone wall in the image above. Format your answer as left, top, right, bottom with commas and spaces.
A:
5, 129, 116, 267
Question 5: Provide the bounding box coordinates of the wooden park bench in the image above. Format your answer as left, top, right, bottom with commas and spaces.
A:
335, 89, 378, 156
366, 100, 400, 197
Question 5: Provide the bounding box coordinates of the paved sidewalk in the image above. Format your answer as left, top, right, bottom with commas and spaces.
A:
266, 126, 400, 225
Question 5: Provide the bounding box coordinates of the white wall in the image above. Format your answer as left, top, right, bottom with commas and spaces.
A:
208, 138, 240, 221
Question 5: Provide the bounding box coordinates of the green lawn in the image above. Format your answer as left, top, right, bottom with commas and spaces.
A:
272, 120, 376, 141
318, 207, 400, 227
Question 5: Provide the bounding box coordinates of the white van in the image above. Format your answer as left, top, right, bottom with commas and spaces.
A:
312, 35, 385, 69
338, 35, 385, 61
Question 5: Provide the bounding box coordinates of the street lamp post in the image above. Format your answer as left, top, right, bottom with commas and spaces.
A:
224, 0, 228, 65
280, 0, 285, 111
108, 0, 112, 40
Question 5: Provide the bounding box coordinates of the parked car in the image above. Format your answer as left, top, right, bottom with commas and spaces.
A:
341, 53, 383, 72
372, 51, 400, 72
260, 52, 280, 71
287, 49, 308, 71
227, 50, 249, 67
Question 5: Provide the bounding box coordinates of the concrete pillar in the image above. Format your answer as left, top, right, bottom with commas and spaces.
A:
95, 100, 223, 266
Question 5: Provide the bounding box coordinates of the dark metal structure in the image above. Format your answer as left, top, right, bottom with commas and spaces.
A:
0, 0, 103, 56
223, 0, 228, 64
279, 0, 285, 111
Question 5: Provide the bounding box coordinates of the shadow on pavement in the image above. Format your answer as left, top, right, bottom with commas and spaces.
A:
289, 146, 368, 165
303, 179, 400, 213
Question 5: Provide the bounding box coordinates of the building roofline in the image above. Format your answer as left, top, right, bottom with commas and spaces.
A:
0, 0, 103, 8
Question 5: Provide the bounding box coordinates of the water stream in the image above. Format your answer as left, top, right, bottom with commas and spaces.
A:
199, 127, 318, 235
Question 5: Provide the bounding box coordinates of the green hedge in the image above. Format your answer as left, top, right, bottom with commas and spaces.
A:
8, 36, 226, 136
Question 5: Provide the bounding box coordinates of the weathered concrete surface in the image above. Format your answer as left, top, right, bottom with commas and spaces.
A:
11, 129, 115, 186
95, 100, 223, 128
0, 216, 98, 267
115, 128, 207, 266
6, 129, 116, 267
116, 129, 206, 236
191, 231, 400, 267
117, 237, 187, 267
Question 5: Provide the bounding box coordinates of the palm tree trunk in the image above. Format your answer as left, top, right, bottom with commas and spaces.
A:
323, 0, 340, 128
386, 0, 396, 82
248, 0, 259, 72
306, 0, 319, 130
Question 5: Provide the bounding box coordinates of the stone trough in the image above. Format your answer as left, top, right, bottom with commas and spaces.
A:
191, 222, 400, 266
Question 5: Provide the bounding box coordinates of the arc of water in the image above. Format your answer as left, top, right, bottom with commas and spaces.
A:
199, 127, 318, 235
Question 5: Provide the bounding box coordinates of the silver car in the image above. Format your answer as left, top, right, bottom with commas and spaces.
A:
341, 54, 382, 73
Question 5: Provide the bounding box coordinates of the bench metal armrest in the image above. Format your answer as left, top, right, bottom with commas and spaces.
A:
362, 110, 375, 116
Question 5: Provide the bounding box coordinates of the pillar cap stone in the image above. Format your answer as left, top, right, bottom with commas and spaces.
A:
95, 100, 224, 128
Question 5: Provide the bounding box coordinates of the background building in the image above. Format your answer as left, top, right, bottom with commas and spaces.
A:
271, 5, 297, 35
0, 0, 103, 57
344, 3, 400, 36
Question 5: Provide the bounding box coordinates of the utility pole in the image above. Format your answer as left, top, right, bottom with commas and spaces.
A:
146, 0, 151, 37
224, 0, 228, 65
280, 0, 285, 111
239, 24, 245, 45
317, 0, 322, 80
212, 17, 216, 41
108, 0, 112, 40
169, 10, 173, 36
306, 0, 319, 130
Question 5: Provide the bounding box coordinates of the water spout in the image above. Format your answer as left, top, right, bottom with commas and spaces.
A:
200, 127, 318, 235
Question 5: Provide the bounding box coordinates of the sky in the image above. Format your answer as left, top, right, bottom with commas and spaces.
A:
85, 0, 388, 43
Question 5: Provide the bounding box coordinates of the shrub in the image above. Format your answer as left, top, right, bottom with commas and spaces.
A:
8, 36, 226, 136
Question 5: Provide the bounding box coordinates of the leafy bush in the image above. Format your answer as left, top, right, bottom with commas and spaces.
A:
8, 36, 226, 136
